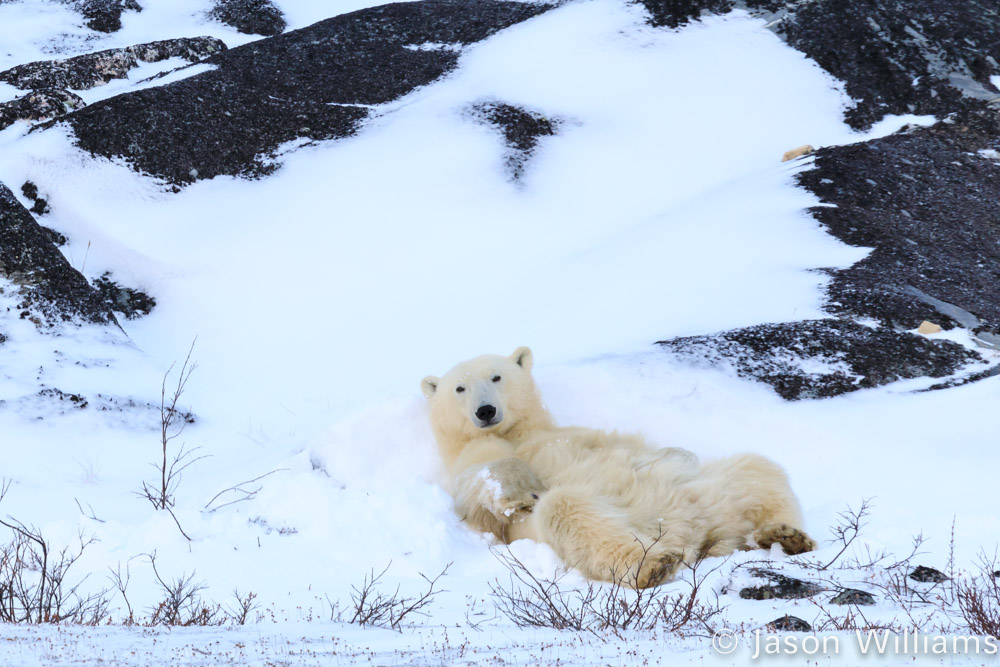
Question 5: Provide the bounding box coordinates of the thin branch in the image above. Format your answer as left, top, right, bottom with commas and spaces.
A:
204, 469, 288, 512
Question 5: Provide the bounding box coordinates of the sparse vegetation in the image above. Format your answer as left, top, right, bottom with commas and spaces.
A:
334, 561, 452, 631
139, 339, 201, 540
956, 553, 1000, 637
0, 479, 112, 624
487, 536, 727, 636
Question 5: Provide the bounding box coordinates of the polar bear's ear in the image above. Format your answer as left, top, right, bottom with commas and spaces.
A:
511, 347, 533, 371
421, 376, 440, 398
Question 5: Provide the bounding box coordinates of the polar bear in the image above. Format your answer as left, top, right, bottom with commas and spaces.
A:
421, 347, 815, 588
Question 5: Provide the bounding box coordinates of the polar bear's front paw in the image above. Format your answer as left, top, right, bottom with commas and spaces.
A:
481, 458, 547, 520
754, 523, 817, 555
495, 488, 542, 517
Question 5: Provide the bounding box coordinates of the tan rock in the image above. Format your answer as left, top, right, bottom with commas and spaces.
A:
917, 320, 942, 334
782, 144, 815, 162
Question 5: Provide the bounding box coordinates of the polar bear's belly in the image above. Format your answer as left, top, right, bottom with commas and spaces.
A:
524, 443, 693, 502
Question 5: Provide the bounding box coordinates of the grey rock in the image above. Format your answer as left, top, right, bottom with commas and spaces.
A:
73, 0, 142, 33
660, 319, 983, 400
0, 37, 227, 91
60, 0, 555, 185
92, 273, 156, 319
909, 566, 949, 583
0, 88, 85, 131
209, 0, 287, 36
739, 569, 824, 600
766, 615, 812, 632
830, 588, 877, 606
20, 182, 52, 217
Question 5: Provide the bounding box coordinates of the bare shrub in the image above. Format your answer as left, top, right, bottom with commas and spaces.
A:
139, 340, 203, 541
955, 553, 1000, 637
345, 561, 451, 631
204, 469, 288, 513
806, 497, 874, 571
144, 551, 223, 626
226, 589, 261, 625
807, 597, 901, 633
0, 480, 111, 624
108, 561, 136, 625
487, 537, 726, 636
487, 550, 593, 631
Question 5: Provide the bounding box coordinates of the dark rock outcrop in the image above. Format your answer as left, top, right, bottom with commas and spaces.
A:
0, 183, 116, 326
209, 0, 287, 36
638, 0, 743, 29
0, 37, 226, 91
0, 386, 191, 422
636, 0, 1000, 130
471, 101, 560, 180
647, 0, 1000, 399
61, 0, 554, 184
750, 0, 1000, 131
798, 114, 1000, 336
92, 273, 156, 319
0, 89, 86, 131
661, 320, 982, 400
73, 0, 142, 33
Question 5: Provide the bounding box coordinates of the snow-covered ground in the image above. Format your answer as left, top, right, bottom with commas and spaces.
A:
0, 0, 998, 664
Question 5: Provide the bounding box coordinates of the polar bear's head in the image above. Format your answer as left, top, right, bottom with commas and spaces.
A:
422, 347, 550, 452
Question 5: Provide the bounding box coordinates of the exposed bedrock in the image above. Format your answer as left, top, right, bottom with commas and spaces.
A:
59, 0, 555, 184
0, 183, 117, 326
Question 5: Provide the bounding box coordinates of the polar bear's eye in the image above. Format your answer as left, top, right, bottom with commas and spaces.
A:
455, 386, 465, 393
492, 375, 501, 382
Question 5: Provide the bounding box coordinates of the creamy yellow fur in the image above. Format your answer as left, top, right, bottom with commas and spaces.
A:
422, 347, 815, 588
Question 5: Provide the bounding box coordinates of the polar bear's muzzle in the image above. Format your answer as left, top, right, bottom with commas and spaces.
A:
469, 383, 504, 428
474, 403, 503, 428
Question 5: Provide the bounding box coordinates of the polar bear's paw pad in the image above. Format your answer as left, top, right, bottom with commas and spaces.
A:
754, 524, 817, 555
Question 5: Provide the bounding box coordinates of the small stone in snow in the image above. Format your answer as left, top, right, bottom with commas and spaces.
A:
917, 320, 942, 334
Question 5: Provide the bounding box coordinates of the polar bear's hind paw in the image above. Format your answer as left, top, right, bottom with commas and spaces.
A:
754, 523, 817, 555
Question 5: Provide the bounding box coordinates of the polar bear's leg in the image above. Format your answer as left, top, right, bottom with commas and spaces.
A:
698, 454, 815, 555
531, 486, 685, 588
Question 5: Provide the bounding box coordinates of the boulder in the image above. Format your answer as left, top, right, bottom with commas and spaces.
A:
209, 0, 286, 36
0, 88, 86, 131
766, 615, 812, 632
470, 101, 561, 181
739, 569, 825, 600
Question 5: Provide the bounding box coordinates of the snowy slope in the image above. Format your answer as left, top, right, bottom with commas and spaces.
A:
0, 0, 998, 664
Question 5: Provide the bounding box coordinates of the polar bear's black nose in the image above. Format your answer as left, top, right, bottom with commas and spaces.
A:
476, 404, 497, 422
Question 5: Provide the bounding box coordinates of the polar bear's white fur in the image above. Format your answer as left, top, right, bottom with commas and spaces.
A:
421, 347, 815, 588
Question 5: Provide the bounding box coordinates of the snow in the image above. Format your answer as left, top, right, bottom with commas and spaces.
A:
0, 0, 998, 664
